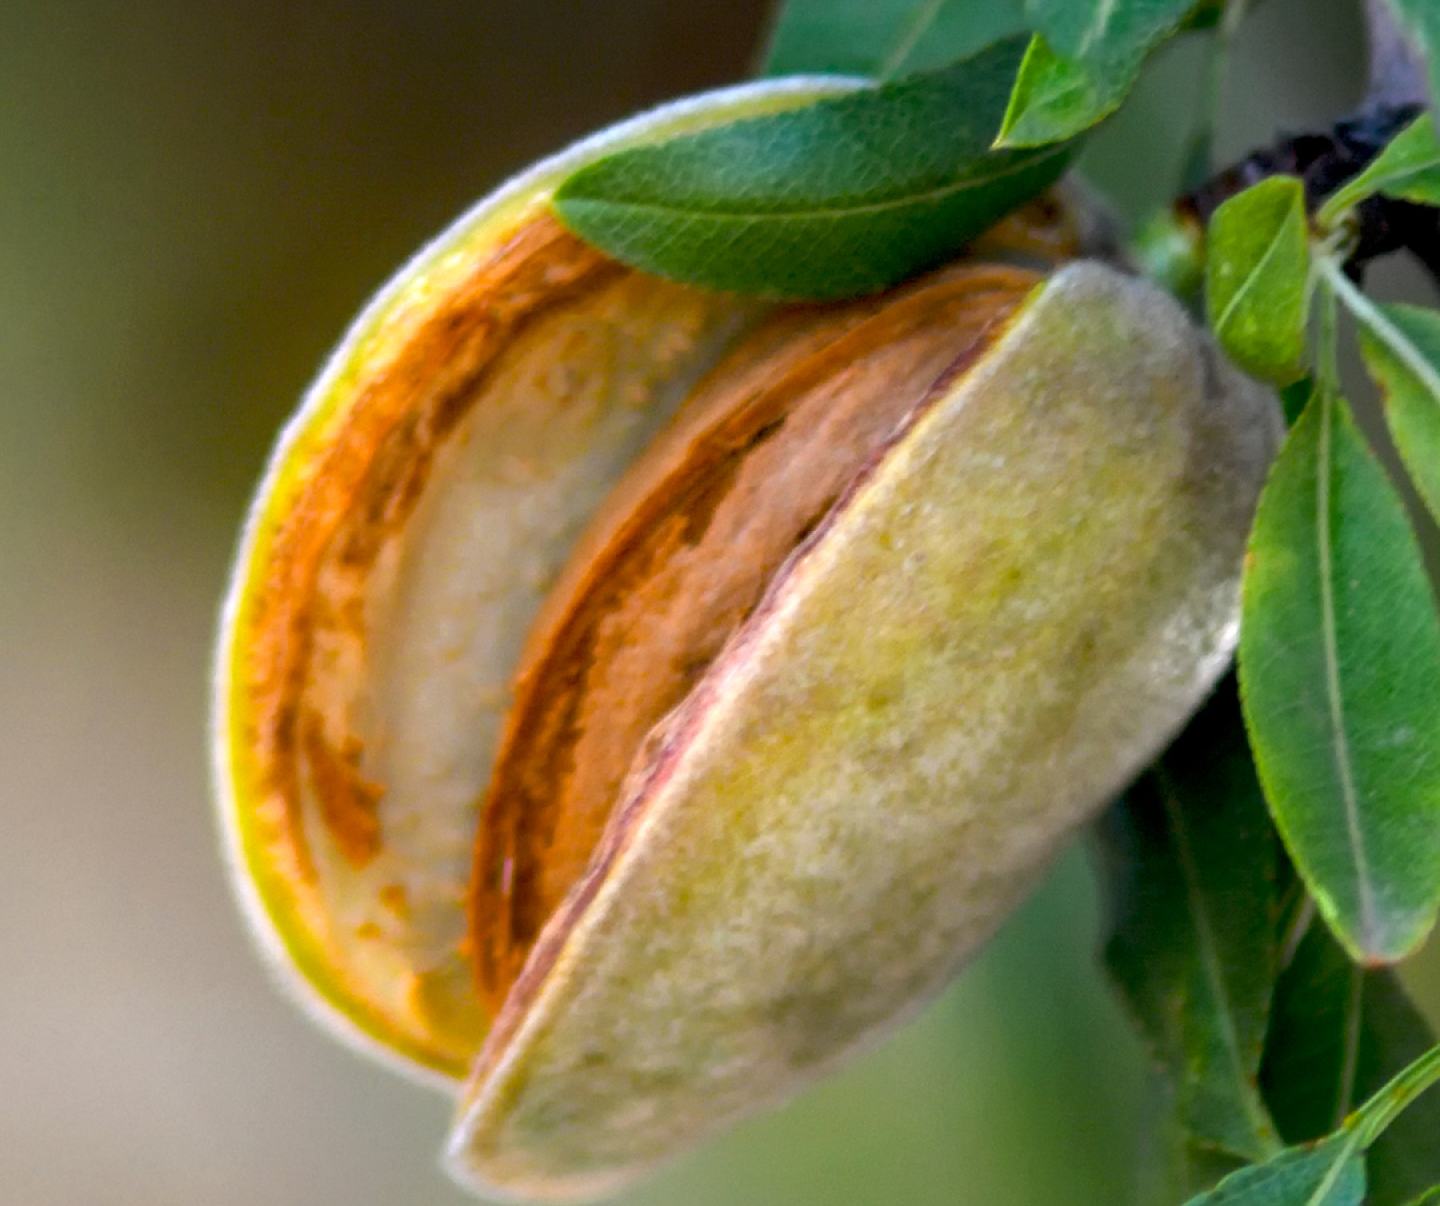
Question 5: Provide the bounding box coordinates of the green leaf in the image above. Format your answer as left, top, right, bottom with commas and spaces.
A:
1205, 1043, 1440, 1206
1238, 386, 1440, 964
1347, 1044, 1440, 1166
1261, 920, 1440, 1205
1405, 1188, 1440, 1205
761, 0, 1027, 78
997, 0, 1196, 146
1205, 176, 1311, 385
1381, 0, 1440, 105
1101, 687, 1283, 1162
1345, 295, 1440, 528
554, 38, 1072, 298
1370, 1033, 1440, 1204
762, 0, 1207, 98
1318, 114, 1440, 227
1184, 1131, 1365, 1205
998, 35, 1108, 149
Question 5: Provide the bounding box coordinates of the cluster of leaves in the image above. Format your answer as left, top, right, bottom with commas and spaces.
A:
1106, 689, 1440, 1203
1177, 105, 1440, 1204
542, 0, 1440, 1201
1212, 121, 1440, 965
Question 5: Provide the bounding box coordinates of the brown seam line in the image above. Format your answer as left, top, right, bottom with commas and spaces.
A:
469, 264, 1039, 1012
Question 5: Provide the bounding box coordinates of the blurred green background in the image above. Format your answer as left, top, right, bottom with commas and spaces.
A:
3, 1, 1437, 1203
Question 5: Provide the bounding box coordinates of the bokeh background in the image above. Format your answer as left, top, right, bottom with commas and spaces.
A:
4, 1, 1438, 1203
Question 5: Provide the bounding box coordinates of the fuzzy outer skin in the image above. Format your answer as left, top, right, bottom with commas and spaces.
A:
446, 263, 1281, 1201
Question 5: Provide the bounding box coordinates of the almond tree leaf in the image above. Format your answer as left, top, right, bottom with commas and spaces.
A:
762, 0, 1208, 88
1206, 176, 1311, 385
996, 0, 1197, 146
761, 0, 1027, 78
999, 36, 1109, 148
1238, 386, 1440, 964
555, 38, 1072, 298
1101, 687, 1283, 1163
1261, 920, 1440, 1206
1197, 1044, 1440, 1205
1317, 114, 1440, 227
1381, 0, 1440, 104
1347, 299, 1440, 528
1184, 1131, 1366, 1206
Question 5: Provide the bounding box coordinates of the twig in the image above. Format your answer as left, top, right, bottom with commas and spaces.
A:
1364, 0, 1429, 110
1180, 103, 1423, 226
1150, 2, 1438, 288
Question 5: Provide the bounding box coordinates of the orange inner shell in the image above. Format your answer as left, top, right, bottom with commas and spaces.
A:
237, 202, 1049, 1050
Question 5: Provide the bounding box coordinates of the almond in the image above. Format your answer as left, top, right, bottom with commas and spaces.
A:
211, 78, 1279, 1203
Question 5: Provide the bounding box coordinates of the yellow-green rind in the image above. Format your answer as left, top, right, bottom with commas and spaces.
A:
211, 77, 861, 1088
446, 263, 1281, 1198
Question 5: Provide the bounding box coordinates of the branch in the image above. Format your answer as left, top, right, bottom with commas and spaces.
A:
1364, 0, 1430, 111
1180, 104, 1423, 227
1148, 2, 1439, 289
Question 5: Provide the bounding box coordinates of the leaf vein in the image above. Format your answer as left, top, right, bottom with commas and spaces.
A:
1315, 390, 1382, 953
1212, 207, 1299, 344
1159, 772, 1278, 1152
561, 144, 1069, 225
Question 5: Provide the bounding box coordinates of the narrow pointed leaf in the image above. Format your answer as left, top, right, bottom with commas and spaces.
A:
1102, 689, 1283, 1162
1184, 1131, 1365, 1206
762, 0, 1026, 78
1262, 920, 1440, 1205
999, 36, 1110, 148
762, 0, 1205, 93
1347, 1044, 1440, 1158
1318, 114, 1440, 227
997, 0, 1196, 146
1348, 299, 1440, 527
1206, 176, 1311, 385
1238, 387, 1440, 963
1344, 1002, 1440, 1206
1196, 1042, 1440, 1204
555, 38, 1072, 298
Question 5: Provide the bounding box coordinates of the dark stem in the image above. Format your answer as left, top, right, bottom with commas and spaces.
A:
1170, 0, 1437, 285
1180, 103, 1423, 228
